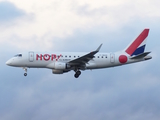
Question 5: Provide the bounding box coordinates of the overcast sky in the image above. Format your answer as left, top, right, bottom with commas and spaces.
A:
1, 0, 160, 120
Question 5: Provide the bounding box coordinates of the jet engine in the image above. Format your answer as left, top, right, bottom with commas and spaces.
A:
54, 62, 71, 70
47, 62, 71, 70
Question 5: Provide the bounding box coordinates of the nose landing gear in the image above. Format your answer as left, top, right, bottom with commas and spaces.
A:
24, 73, 27, 76
23, 67, 27, 76
74, 70, 81, 78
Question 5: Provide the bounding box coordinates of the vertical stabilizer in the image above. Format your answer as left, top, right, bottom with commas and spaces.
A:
125, 29, 149, 56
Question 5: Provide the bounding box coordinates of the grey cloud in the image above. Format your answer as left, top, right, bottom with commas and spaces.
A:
0, 1, 26, 22
49, 26, 124, 52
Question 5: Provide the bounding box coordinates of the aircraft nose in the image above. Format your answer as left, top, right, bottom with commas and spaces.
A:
6, 60, 12, 66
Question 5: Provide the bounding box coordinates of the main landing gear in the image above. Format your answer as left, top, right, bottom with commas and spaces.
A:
23, 67, 27, 76
74, 70, 81, 78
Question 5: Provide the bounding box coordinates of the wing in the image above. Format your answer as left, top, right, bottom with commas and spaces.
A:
68, 44, 102, 65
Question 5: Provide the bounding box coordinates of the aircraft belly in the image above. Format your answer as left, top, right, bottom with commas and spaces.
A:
27, 61, 52, 68
86, 60, 111, 69
86, 63, 97, 69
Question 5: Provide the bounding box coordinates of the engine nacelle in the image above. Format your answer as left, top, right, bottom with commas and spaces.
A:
52, 69, 64, 74
54, 62, 71, 70
47, 62, 71, 70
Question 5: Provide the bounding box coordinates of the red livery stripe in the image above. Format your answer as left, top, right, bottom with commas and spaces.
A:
125, 29, 149, 55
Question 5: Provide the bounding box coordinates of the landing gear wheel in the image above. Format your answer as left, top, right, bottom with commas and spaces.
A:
74, 74, 79, 78
74, 70, 81, 78
24, 73, 27, 76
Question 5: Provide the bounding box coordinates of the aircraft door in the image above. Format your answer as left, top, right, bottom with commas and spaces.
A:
29, 52, 34, 62
110, 53, 115, 63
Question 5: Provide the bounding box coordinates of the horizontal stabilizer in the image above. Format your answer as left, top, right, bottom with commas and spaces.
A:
130, 52, 151, 59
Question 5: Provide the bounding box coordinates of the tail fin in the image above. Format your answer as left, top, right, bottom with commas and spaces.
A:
124, 29, 149, 56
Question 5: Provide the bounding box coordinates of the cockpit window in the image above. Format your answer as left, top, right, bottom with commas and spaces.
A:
14, 54, 22, 57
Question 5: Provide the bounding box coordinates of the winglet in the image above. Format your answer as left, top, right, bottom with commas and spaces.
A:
96, 44, 103, 52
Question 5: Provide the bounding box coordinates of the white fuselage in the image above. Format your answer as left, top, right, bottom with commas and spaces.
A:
6, 51, 149, 70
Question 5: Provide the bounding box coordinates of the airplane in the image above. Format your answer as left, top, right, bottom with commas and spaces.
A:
6, 29, 152, 78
